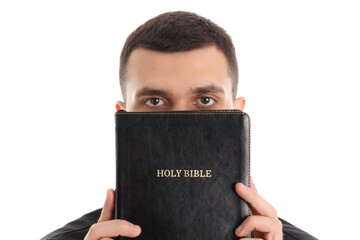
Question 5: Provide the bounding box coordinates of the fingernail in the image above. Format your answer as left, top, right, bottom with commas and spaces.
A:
131, 223, 140, 232
103, 189, 109, 205
235, 225, 243, 235
239, 182, 248, 191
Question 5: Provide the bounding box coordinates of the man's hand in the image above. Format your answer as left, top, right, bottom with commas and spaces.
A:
234, 176, 283, 240
84, 188, 141, 240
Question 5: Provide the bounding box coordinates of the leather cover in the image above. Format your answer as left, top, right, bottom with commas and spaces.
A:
114, 109, 252, 239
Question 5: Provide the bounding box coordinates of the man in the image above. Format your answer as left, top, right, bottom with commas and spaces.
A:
41, 11, 317, 240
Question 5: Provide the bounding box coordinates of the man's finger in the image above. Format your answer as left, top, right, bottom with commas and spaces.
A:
234, 215, 282, 238
235, 182, 277, 218
250, 176, 257, 193
98, 188, 115, 223
84, 219, 141, 240
240, 238, 263, 240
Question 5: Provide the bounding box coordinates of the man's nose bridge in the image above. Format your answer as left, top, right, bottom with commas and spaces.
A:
170, 106, 194, 111
170, 100, 195, 111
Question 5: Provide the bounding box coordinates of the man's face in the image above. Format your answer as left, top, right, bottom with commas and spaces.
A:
116, 45, 245, 112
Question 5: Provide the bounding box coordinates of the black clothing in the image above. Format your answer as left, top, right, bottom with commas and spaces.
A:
41, 208, 317, 240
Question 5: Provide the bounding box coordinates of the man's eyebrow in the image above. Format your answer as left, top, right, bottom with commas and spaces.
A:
135, 87, 173, 98
135, 84, 225, 98
188, 84, 225, 95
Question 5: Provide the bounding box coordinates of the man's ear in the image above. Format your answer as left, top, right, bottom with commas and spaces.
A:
115, 100, 126, 111
233, 96, 246, 111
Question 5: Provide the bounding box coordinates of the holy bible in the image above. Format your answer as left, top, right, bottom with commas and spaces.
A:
114, 109, 252, 239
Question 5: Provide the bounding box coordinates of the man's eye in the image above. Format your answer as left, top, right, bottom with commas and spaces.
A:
197, 96, 216, 107
144, 97, 165, 107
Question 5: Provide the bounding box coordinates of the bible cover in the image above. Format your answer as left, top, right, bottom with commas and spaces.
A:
115, 109, 252, 239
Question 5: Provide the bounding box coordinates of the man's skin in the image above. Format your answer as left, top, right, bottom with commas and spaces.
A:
84, 46, 283, 240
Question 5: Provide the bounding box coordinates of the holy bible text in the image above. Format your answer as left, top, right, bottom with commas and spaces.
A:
156, 169, 212, 178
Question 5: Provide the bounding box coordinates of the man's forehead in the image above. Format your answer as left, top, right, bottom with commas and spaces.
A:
125, 46, 232, 101
127, 46, 227, 69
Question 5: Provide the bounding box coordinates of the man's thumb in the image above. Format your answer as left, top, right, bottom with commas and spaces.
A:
97, 188, 115, 223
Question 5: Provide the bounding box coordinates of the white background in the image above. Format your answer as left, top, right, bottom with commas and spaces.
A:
1, 1, 359, 239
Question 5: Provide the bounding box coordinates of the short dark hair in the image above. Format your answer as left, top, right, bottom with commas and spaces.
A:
119, 11, 238, 101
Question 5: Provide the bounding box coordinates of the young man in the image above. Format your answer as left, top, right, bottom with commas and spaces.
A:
41, 11, 317, 240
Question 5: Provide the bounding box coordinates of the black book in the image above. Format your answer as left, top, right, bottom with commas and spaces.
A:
114, 109, 252, 239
